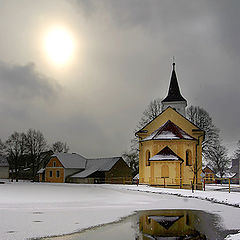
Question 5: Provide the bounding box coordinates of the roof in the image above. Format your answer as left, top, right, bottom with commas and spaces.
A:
149, 146, 183, 161
0, 155, 9, 167
149, 215, 183, 230
162, 63, 187, 103
86, 157, 121, 171
71, 168, 97, 178
202, 165, 214, 173
142, 120, 195, 141
216, 172, 237, 178
53, 153, 87, 169
70, 157, 121, 178
133, 174, 139, 180
136, 106, 204, 136
37, 168, 45, 174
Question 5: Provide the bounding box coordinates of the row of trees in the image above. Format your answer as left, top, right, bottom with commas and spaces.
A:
0, 129, 69, 181
123, 98, 232, 178
187, 106, 230, 178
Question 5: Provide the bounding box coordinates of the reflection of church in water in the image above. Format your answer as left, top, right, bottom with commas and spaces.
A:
136, 63, 204, 189
139, 209, 206, 239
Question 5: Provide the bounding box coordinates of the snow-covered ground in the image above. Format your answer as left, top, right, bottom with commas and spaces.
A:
0, 181, 240, 240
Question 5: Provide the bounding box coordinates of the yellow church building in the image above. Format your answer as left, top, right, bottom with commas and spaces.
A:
136, 63, 204, 189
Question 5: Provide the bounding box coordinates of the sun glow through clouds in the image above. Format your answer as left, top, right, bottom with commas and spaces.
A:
44, 27, 75, 65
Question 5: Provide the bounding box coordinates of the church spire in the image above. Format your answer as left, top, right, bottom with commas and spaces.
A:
162, 62, 186, 103
161, 62, 187, 116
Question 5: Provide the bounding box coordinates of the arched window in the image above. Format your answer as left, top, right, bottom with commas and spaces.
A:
161, 165, 169, 178
146, 216, 151, 225
186, 214, 190, 226
186, 150, 192, 166
146, 150, 150, 166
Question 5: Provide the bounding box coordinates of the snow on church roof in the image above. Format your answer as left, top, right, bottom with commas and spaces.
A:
149, 146, 183, 161
142, 120, 195, 141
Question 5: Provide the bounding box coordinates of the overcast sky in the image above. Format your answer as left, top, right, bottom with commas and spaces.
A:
0, 0, 239, 157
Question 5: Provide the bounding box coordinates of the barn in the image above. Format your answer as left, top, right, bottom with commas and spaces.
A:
39, 153, 132, 184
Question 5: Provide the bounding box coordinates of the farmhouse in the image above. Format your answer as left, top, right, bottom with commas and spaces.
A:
136, 63, 205, 189
39, 153, 132, 184
202, 166, 215, 183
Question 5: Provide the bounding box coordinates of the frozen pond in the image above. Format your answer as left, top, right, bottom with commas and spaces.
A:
41, 209, 238, 240
1, 183, 240, 239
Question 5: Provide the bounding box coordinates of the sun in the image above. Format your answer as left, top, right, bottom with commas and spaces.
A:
44, 27, 75, 65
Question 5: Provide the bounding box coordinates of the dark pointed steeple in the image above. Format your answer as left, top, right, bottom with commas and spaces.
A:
162, 62, 186, 102
161, 62, 187, 116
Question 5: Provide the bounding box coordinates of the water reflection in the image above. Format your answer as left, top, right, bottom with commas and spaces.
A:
139, 210, 206, 239
41, 209, 230, 240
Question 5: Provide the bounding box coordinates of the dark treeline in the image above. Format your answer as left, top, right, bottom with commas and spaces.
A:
0, 129, 69, 182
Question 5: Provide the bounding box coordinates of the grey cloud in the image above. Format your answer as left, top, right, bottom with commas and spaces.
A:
71, 0, 240, 154
1, 0, 240, 156
72, 0, 211, 33
0, 61, 60, 100
208, 0, 240, 58
0, 61, 61, 139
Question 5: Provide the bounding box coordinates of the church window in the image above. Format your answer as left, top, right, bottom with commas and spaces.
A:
146, 216, 151, 225
146, 150, 150, 166
161, 165, 169, 178
186, 150, 192, 166
186, 214, 190, 225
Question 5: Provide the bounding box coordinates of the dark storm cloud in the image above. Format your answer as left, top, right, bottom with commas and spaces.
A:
0, 61, 60, 100
70, 0, 240, 154
1, 0, 240, 156
208, 0, 240, 59
0, 61, 61, 141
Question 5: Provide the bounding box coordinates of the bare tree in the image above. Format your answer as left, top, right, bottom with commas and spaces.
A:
52, 141, 69, 153
232, 140, 240, 160
231, 140, 240, 183
137, 98, 162, 129
131, 98, 162, 152
122, 151, 138, 177
207, 144, 230, 178
5, 132, 26, 182
0, 139, 6, 156
25, 129, 47, 180
187, 106, 220, 160
186, 106, 231, 184
124, 98, 162, 174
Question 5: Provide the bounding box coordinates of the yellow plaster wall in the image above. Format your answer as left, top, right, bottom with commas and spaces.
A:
45, 157, 65, 183
138, 108, 204, 189
139, 210, 198, 237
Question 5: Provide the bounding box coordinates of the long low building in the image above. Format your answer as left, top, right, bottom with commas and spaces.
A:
38, 153, 132, 184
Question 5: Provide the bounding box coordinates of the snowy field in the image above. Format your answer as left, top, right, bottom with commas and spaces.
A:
0, 181, 240, 240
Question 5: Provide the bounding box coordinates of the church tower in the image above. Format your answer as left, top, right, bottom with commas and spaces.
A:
161, 62, 187, 116
136, 61, 204, 190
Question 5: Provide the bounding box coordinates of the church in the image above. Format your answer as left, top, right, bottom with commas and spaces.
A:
136, 63, 204, 189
